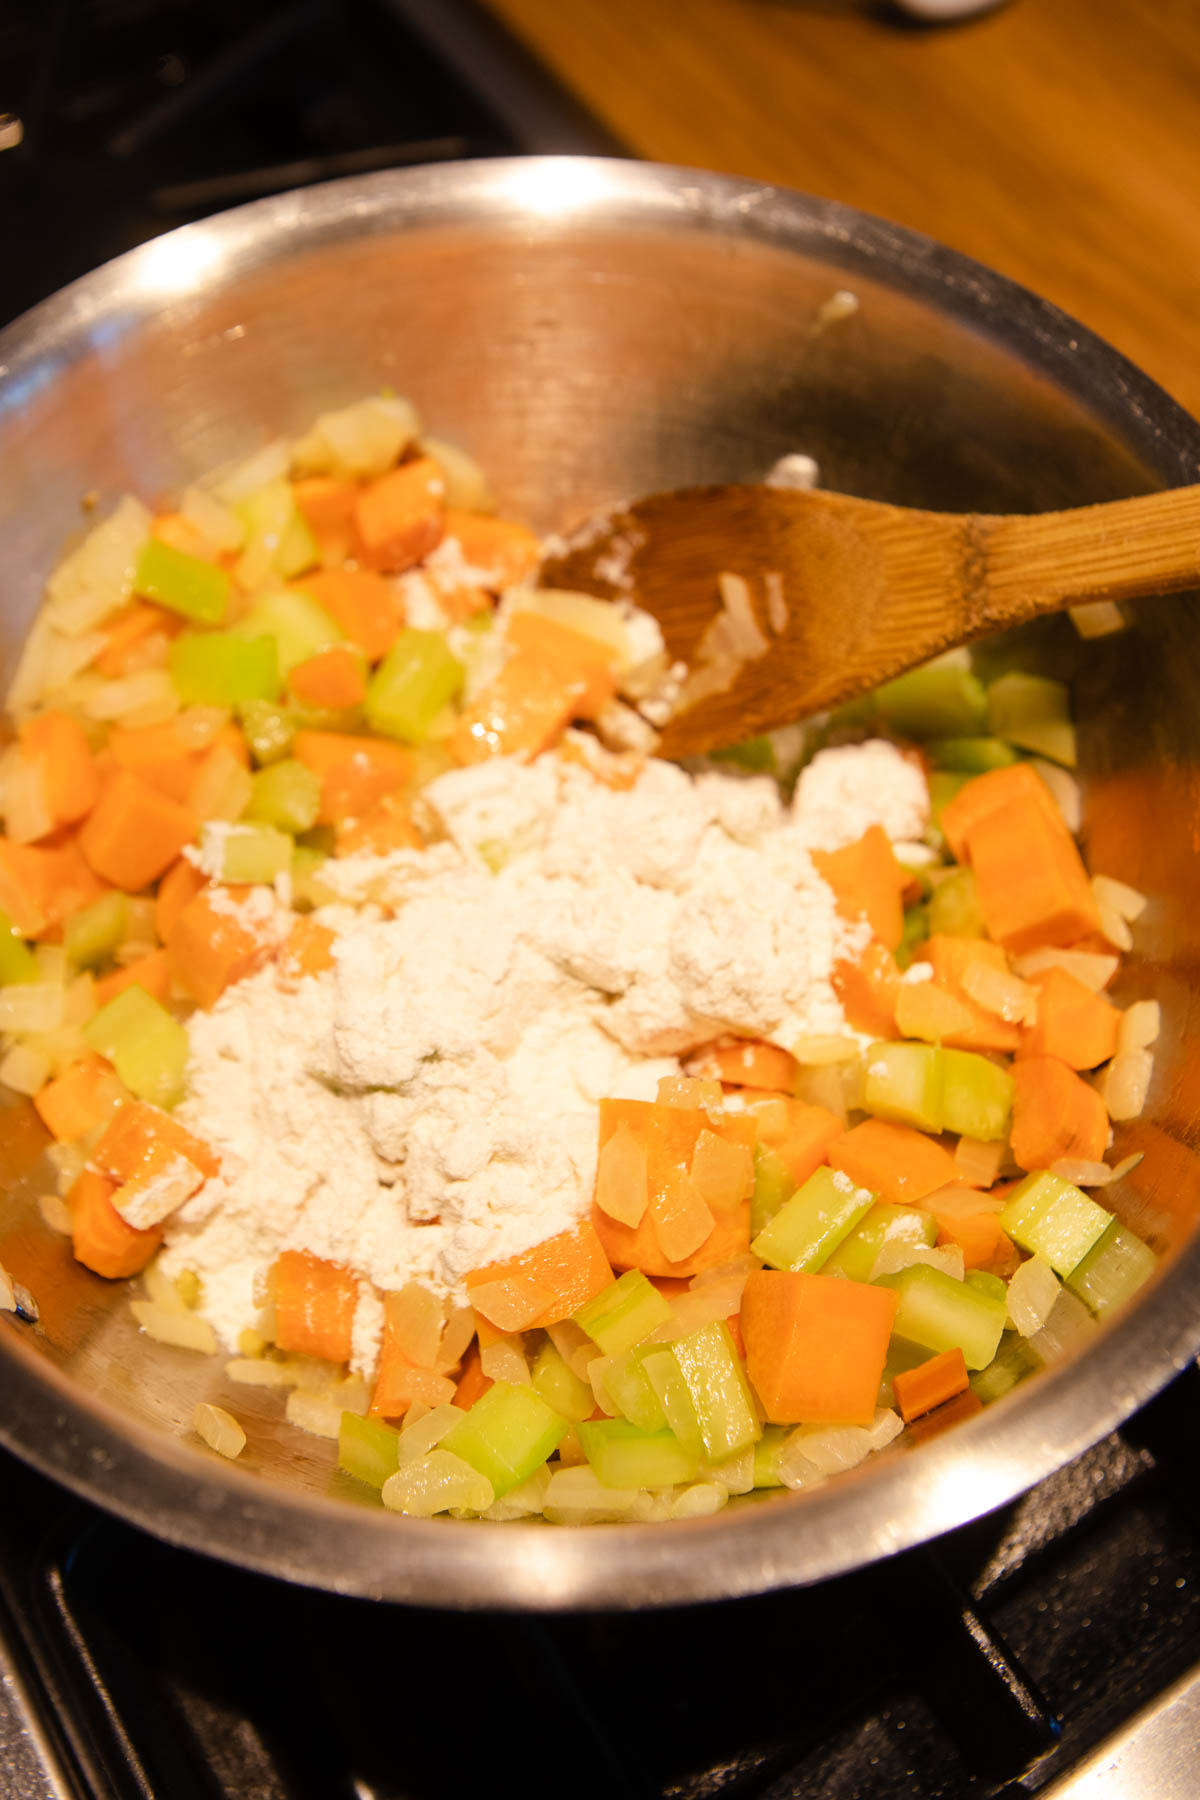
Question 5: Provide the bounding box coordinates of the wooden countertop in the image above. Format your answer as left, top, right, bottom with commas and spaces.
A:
484, 0, 1200, 420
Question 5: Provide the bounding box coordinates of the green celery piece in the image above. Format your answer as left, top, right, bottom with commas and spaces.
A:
824, 1202, 936, 1284
925, 736, 1019, 773
710, 735, 776, 774
205, 824, 293, 885
640, 1348, 706, 1459
234, 589, 343, 676
928, 769, 971, 832
133, 537, 229, 625
237, 700, 294, 766
531, 1340, 596, 1423
0, 908, 39, 986
752, 1164, 874, 1273
999, 1171, 1112, 1277
896, 901, 930, 972
236, 478, 319, 586
940, 1048, 1014, 1141
245, 759, 321, 835
965, 1269, 1008, 1304
285, 700, 365, 735
338, 1412, 401, 1489
750, 1142, 796, 1238
752, 1425, 789, 1488
927, 867, 984, 938
83, 983, 189, 1107
365, 629, 464, 743
874, 659, 988, 738
578, 1419, 702, 1490
877, 1263, 1007, 1370
170, 631, 280, 705
574, 1268, 671, 1357
987, 672, 1076, 768
970, 1330, 1043, 1404
440, 1380, 567, 1498
601, 1348, 668, 1433
669, 1321, 761, 1460
1065, 1218, 1157, 1315
291, 845, 339, 911
64, 892, 129, 969
863, 1040, 942, 1133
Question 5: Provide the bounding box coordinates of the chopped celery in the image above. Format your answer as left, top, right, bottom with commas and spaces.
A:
711, 735, 776, 774
574, 1268, 670, 1357
877, 1263, 1007, 1369
234, 589, 342, 676
245, 759, 321, 835
896, 901, 930, 971
753, 1425, 789, 1488
133, 537, 229, 625
83, 983, 189, 1108
1065, 1218, 1156, 1315
640, 1348, 707, 1460
440, 1381, 567, 1498
64, 892, 129, 969
824, 1202, 937, 1283
965, 1269, 1008, 1304
927, 867, 984, 938
285, 699, 365, 735
750, 1142, 796, 1237
751, 1165, 874, 1273
365, 629, 464, 743
925, 736, 1019, 773
999, 1171, 1111, 1277
669, 1321, 761, 1460
601, 1347, 669, 1433
338, 1412, 401, 1489
863, 1040, 942, 1133
291, 844, 339, 910
237, 699, 294, 766
203, 823, 293, 885
531, 1340, 596, 1423
235, 479, 319, 587
874, 659, 988, 738
987, 672, 1076, 768
578, 1419, 702, 1490
0, 908, 41, 986
970, 1331, 1043, 1404
928, 769, 971, 831
170, 631, 280, 705
940, 1048, 1013, 1141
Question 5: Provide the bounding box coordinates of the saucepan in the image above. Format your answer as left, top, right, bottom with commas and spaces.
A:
1, 157, 1199, 1609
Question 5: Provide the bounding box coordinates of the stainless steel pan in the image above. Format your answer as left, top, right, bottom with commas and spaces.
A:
2, 158, 1199, 1609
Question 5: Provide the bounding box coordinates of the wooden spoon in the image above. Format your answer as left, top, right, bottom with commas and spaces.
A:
538, 484, 1200, 758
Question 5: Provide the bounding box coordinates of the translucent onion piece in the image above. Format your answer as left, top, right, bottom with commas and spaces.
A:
1069, 599, 1126, 639
657, 1074, 723, 1110
225, 1358, 298, 1388
0, 1041, 50, 1095
6, 613, 53, 716
37, 1193, 73, 1235
397, 1402, 466, 1463
180, 485, 244, 553
435, 1303, 477, 1374
782, 1408, 903, 1486
285, 1388, 344, 1439
669, 1483, 728, 1519
1092, 873, 1148, 922
386, 1281, 446, 1369
1094, 898, 1133, 953
76, 668, 180, 725
193, 1402, 246, 1459
1028, 1289, 1097, 1364
1012, 947, 1118, 991
690, 1130, 754, 1212
790, 1034, 862, 1066
716, 571, 770, 659
1006, 1255, 1062, 1336
382, 1449, 494, 1518
708, 1448, 755, 1494
46, 1142, 86, 1196
419, 435, 496, 513
210, 438, 292, 505
922, 1180, 1004, 1220
3, 759, 53, 845
142, 1259, 192, 1317
960, 959, 1035, 1024
130, 1300, 217, 1354
482, 1466, 553, 1522
954, 1135, 1006, 1187
894, 981, 977, 1043
1109, 1151, 1146, 1182
292, 398, 417, 482
546, 1318, 597, 1380
189, 745, 253, 825
1119, 1000, 1161, 1055
542, 1464, 644, 1523
174, 703, 232, 751
338, 1375, 371, 1418
479, 1336, 531, 1385
470, 1278, 550, 1336
45, 496, 152, 636
0, 1261, 14, 1312
1049, 1158, 1115, 1188
595, 1120, 649, 1227
1099, 1048, 1154, 1121
871, 1242, 966, 1283
0, 986, 65, 1034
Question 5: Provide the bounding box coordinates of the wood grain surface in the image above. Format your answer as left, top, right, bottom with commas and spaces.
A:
483, 0, 1200, 419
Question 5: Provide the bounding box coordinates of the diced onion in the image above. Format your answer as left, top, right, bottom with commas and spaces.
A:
483, 1467, 553, 1521
1029, 759, 1082, 833
791, 1035, 861, 1066
780, 1408, 901, 1487
6, 613, 53, 716
1050, 1159, 1116, 1188
479, 1336, 531, 1385
385, 1281, 445, 1368
894, 981, 976, 1043
0, 986, 65, 1034
210, 438, 292, 504
0, 1041, 51, 1095
293, 397, 418, 482
174, 704, 232, 750
397, 1402, 465, 1463
1013, 947, 1118, 991
545, 1318, 597, 1380
1094, 897, 1133, 952
542, 1464, 643, 1523
1028, 1289, 1097, 1364
1099, 1048, 1154, 1121
382, 1449, 493, 1517
871, 1241, 965, 1283
180, 485, 244, 553
46, 1141, 87, 1195
38, 1192, 73, 1235
1069, 599, 1126, 639
1109, 1151, 1145, 1182
960, 959, 1035, 1024
0, 1261, 14, 1312
44, 496, 152, 636
419, 435, 496, 513
1119, 1000, 1160, 1054
716, 571, 770, 659
435, 1303, 477, 1374
669, 1483, 728, 1519
708, 1448, 755, 1494
2, 759, 52, 844
1006, 1255, 1061, 1335
1093, 873, 1148, 922
66, 667, 180, 726
285, 1387, 344, 1439
193, 1402, 246, 1459
142, 1260, 192, 1315
130, 1299, 217, 1354
225, 1357, 297, 1388
955, 1135, 1006, 1187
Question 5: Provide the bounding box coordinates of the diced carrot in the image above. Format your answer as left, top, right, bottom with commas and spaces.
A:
829, 1117, 960, 1206
353, 456, 446, 572
33, 1054, 125, 1142
892, 1346, 970, 1423
832, 940, 902, 1038
689, 1038, 799, 1093
966, 796, 1103, 953
453, 1343, 493, 1410
35, 834, 110, 934
18, 710, 101, 832
155, 857, 207, 944
94, 947, 172, 1008
648, 1278, 692, 1305
291, 730, 414, 824
95, 601, 178, 678
213, 721, 251, 768
0, 837, 52, 935
923, 933, 1022, 1052
152, 511, 219, 559
736, 1093, 843, 1187
107, 721, 200, 804
78, 771, 195, 892
295, 567, 402, 662
438, 584, 493, 624
1018, 965, 1121, 1069
166, 886, 277, 1009
369, 1353, 456, 1420
935, 1211, 1013, 1270
92, 1097, 220, 1182
443, 508, 541, 587
906, 1387, 984, 1445
279, 917, 336, 980
741, 1268, 898, 1425
449, 653, 574, 764
504, 612, 619, 715
465, 1221, 613, 1332
333, 794, 422, 857
69, 1167, 162, 1279
811, 824, 909, 951
287, 645, 368, 711
292, 476, 359, 535
1010, 1055, 1110, 1170
273, 1249, 358, 1363
939, 761, 1069, 865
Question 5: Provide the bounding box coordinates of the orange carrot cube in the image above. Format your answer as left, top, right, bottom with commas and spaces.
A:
353, 456, 446, 572
78, 771, 195, 891
741, 1269, 898, 1425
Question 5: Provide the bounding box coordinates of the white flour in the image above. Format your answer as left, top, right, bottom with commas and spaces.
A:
158, 739, 924, 1368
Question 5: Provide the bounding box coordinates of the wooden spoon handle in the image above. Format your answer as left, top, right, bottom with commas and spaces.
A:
986, 485, 1200, 618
